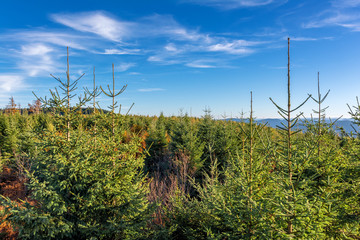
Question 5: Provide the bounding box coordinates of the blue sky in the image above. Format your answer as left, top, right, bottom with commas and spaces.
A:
1, 0, 360, 118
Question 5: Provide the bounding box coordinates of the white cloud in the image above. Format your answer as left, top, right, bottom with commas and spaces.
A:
4, 31, 90, 50
51, 12, 133, 42
186, 62, 215, 68
19, 43, 57, 77
303, 12, 359, 28
337, 22, 360, 31
103, 48, 141, 55
50, 12, 211, 47
182, 0, 277, 9
147, 54, 181, 65
165, 43, 178, 52
138, 88, 165, 92
208, 40, 257, 54
304, 13, 360, 31
289, 37, 318, 41
117, 63, 136, 72
50, 12, 262, 59
21, 44, 53, 56
0, 11, 268, 81
147, 55, 163, 62
137, 14, 209, 42
288, 36, 334, 41
0, 75, 25, 92
148, 38, 264, 66
332, 0, 360, 8
303, 2, 360, 32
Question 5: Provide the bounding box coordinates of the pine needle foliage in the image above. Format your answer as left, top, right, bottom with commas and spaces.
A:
1, 41, 360, 239
269, 38, 318, 238
100, 63, 127, 136
1, 48, 152, 240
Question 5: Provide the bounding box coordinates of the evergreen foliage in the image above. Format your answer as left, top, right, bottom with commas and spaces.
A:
1, 41, 360, 239
1, 49, 152, 240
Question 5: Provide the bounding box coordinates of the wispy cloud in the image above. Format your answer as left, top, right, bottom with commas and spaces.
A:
18, 43, 58, 77
287, 36, 334, 41
207, 40, 258, 54
186, 61, 215, 68
51, 11, 133, 42
331, 0, 360, 8
164, 43, 180, 52
117, 62, 136, 72
181, 0, 283, 10
138, 14, 208, 42
150, 38, 264, 65
147, 55, 182, 65
103, 48, 141, 55
50, 11, 265, 63
51, 12, 208, 43
0, 10, 269, 88
0, 75, 25, 92
303, 11, 359, 28
303, 2, 360, 32
138, 88, 165, 92
3, 31, 91, 50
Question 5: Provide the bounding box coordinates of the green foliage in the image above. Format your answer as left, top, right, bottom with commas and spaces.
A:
2, 128, 150, 239
1, 43, 360, 239
1, 51, 152, 240
170, 113, 205, 173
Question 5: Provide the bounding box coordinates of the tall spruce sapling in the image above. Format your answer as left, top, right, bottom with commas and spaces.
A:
174, 92, 274, 239
308, 72, 341, 158
347, 97, 360, 136
335, 97, 360, 237
34, 47, 91, 142
197, 108, 217, 171
299, 72, 346, 238
229, 91, 274, 239
84, 67, 102, 147
1, 47, 152, 239
100, 63, 129, 136
269, 38, 312, 236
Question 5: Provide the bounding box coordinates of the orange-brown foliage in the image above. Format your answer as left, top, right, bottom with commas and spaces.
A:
0, 166, 32, 240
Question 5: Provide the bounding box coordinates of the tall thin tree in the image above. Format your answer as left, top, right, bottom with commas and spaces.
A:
269, 38, 311, 234
100, 63, 127, 135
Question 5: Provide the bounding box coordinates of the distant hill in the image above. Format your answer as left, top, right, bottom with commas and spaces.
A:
224, 118, 357, 135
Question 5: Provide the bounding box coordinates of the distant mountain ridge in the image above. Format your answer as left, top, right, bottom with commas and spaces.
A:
225, 118, 357, 134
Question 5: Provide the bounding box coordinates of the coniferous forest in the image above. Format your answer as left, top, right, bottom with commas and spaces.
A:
1, 40, 360, 239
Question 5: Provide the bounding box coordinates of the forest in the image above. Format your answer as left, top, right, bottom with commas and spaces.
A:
0, 41, 360, 239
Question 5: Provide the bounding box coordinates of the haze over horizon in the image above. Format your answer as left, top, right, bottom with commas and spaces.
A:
1, 0, 360, 118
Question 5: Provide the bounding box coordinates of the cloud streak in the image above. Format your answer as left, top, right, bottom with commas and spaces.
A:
117, 62, 136, 72
303, 2, 360, 32
207, 40, 258, 54
0, 10, 269, 90
18, 43, 58, 77
51, 12, 134, 42
103, 48, 141, 55
138, 88, 165, 92
181, 0, 278, 9
0, 75, 25, 92
3, 31, 91, 50
332, 0, 360, 8
287, 36, 334, 41
52, 12, 263, 59
186, 61, 215, 68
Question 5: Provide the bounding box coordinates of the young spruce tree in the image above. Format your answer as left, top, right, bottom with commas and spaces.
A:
1, 48, 151, 240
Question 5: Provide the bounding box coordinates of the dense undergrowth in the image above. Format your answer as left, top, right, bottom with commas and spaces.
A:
0, 42, 360, 239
